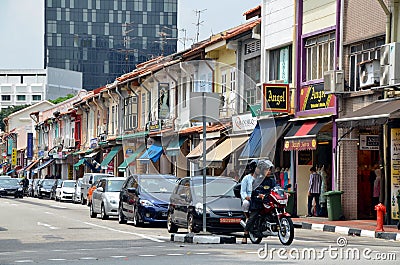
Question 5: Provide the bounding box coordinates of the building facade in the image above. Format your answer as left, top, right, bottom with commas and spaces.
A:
44, 0, 178, 90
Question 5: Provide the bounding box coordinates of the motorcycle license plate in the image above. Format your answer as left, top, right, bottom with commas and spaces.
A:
220, 218, 241, 224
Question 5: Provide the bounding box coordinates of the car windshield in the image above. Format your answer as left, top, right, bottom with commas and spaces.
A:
106, 180, 125, 192
0, 179, 20, 186
140, 178, 176, 193
42, 180, 56, 186
193, 179, 236, 198
93, 175, 112, 182
63, 181, 75, 188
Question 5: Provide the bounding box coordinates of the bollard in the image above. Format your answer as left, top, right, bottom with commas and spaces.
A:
374, 203, 386, 232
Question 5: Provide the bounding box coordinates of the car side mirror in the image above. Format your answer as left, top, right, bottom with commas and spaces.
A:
97, 187, 104, 192
89, 180, 93, 184
127, 187, 137, 195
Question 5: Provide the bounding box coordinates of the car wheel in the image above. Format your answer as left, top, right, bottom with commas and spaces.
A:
101, 204, 108, 220
90, 203, 97, 218
118, 206, 127, 224
187, 213, 200, 233
167, 211, 178, 233
132, 206, 143, 227
81, 195, 86, 205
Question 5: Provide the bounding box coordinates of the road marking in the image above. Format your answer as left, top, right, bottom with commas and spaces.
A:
37, 222, 58, 230
245, 251, 258, 254
80, 257, 97, 260
14, 260, 34, 263
194, 253, 210, 255
138, 255, 156, 257
48, 259, 67, 261
83, 222, 165, 243
22, 250, 38, 253
111, 256, 127, 258
44, 211, 55, 215
51, 205, 67, 209
51, 249, 67, 252
167, 253, 184, 256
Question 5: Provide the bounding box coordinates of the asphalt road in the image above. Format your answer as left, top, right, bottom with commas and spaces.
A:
0, 196, 399, 265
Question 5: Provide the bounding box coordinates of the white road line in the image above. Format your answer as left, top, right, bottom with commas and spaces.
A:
48, 259, 67, 261
37, 222, 58, 230
51, 205, 67, 209
245, 251, 258, 254
51, 249, 67, 252
194, 253, 210, 255
83, 222, 165, 243
14, 260, 34, 263
138, 255, 156, 257
44, 211, 55, 215
79, 257, 97, 260
167, 253, 184, 256
110, 256, 127, 258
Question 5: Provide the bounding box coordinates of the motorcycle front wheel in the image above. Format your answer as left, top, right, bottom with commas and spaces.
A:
278, 216, 294, 245
248, 231, 262, 244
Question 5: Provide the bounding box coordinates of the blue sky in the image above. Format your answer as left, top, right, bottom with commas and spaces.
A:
0, 0, 260, 69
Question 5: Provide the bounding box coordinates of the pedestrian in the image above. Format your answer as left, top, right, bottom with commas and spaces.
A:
307, 166, 322, 217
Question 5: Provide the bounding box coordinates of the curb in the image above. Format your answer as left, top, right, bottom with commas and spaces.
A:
294, 221, 400, 241
170, 233, 236, 244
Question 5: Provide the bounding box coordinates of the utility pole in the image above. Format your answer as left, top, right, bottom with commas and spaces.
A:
194, 9, 206, 43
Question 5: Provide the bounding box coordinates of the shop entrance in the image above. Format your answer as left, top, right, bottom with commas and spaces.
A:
357, 149, 380, 219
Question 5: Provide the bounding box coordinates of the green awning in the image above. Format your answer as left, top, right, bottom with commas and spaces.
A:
72, 150, 85, 155
100, 146, 122, 169
116, 131, 147, 141
165, 137, 186, 156
74, 158, 85, 169
118, 144, 146, 172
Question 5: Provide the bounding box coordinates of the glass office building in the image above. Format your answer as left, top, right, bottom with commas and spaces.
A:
44, 0, 178, 90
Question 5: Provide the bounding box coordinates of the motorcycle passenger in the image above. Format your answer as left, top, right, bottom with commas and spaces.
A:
243, 160, 276, 242
240, 160, 259, 244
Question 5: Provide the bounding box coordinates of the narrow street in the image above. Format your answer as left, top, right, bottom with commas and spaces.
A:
0, 197, 398, 265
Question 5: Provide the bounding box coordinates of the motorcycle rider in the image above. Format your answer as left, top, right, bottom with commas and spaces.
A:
243, 159, 276, 242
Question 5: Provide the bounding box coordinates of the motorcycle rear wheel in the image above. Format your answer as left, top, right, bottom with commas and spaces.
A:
278, 216, 294, 245
248, 231, 262, 244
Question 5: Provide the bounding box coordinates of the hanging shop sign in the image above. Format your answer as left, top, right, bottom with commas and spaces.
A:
299, 83, 336, 114
149, 120, 161, 132
263, 84, 289, 113
11, 148, 17, 166
158, 83, 170, 120
90, 138, 98, 149
390, 128, 400, 220
232, 113, 257, 132
284, 138, 317, 151
359, 135, 379, 150
27, 133, 33, 159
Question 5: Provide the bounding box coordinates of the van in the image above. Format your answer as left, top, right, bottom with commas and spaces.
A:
81, 173, 114, 205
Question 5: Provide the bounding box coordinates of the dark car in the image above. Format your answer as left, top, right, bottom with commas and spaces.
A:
38, 179, 57, 199
118, 174, 177, 226
0, 178, 24, 198
167, 176, 244, 234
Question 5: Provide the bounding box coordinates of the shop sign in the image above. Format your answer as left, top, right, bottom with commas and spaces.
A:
11, 148, 17, 166
7, 138, 13, 155
90, 138, 98, 149
390, 128, 400, 220
299, 83, 336, 113
263, 84, 289, 113
158, 83, 170, 119
149, 120, 161, 132
359, 135, 379, 150
68, 165, 73, 180
27, 133, 33, 159
284, 138, 317, 151
232, 114, 257, 132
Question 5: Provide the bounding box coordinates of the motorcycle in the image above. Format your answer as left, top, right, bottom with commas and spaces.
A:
240, 184, 294, 245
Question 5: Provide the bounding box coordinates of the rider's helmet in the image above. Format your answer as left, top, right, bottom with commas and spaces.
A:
257, 159, 274, 173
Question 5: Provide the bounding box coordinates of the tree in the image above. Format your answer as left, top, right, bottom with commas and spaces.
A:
49, 94, 75, 104
0, 105, 31, 132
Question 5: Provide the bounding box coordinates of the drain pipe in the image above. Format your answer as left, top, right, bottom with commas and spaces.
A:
115, 86, 124, 136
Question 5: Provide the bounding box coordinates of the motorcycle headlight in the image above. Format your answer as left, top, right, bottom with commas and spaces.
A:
40, 188, 46, 191
140, 199, 154, 207
277, 199, 288, 205
18, 187, 23, 191
195, 202, 211, 215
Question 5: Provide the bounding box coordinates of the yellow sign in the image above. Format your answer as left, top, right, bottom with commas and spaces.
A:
68, 165, 73, 180
11, 148, 17, 166
391, 128, 400, 219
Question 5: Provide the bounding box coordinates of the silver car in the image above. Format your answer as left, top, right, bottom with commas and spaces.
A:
90, 177, 125, 219
72, 178, 83, 203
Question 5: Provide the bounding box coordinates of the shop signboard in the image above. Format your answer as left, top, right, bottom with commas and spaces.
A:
27, 133, 33, 159
90, 138, 98, 149
232, 113, 257, 132
149, 120, 161, 132
284, 138, 317, 151
298, 83, 336, 115
158, 83, 170, 120
391, 128, 400, 220
359, 135, 379, 150
11, 148, 17, 166
263, 84, 289, 113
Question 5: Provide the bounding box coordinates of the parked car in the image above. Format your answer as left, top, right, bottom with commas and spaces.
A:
118, 174, 177, 226
167, 176, 244, 234
38, 179, 57, 199
0, 178, 24, 198
49, 179, 63, 200
0, 175, 11, 179
90, 177, 126, 219
55, 180, 76, 202
72, 178, 83, 204
81, 173, 114, 205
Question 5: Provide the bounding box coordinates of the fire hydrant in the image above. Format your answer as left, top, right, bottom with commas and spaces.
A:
374, 203, 386, 232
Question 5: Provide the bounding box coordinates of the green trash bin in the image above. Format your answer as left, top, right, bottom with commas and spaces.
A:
285, 190, 295, 215
323, 191, 344, 221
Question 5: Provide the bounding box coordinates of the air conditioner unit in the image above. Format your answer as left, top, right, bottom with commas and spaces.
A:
359, 59, 380, 88
323, 70, 344, 93
380, 42, 400, 86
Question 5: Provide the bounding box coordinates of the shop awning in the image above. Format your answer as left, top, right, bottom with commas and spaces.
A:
201, 135, 249, 165
33, 159, 55, 173
137, 145, 163, 163
187, 139, 218, 159
84, 151, 99, 158
118, 144, 146, 171
116, 131, 147, 141
165, 138, 186, 156
284, 118, 331, 151
74, 158, 85, 169
23, 160, 40, 171
240, 118, 288, 161
335, 99, 400, 128
100, 146, 122, 169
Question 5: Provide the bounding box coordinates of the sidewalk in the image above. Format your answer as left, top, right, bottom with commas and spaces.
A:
292, 216, 400, 241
